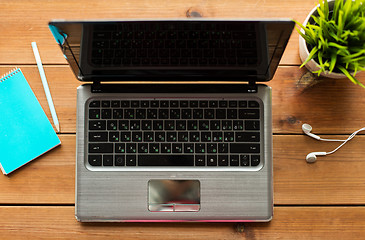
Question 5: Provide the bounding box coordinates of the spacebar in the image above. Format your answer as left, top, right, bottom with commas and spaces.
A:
138, 155, 194, 166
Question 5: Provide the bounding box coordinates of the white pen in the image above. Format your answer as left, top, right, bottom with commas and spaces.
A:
31, 42, 60, 133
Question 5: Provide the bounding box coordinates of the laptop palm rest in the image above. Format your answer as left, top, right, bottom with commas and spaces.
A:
148, 180, 200, 212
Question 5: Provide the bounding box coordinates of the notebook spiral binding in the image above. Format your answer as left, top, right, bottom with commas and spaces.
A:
0, 68, 20, 82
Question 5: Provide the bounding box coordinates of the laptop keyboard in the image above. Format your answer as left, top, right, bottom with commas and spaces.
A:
91, 22, 258, 67
87, 99, 261, 168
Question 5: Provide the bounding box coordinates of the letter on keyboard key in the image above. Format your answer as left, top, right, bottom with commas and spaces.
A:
138, 155, 194, 166
230, 143, 260, 153
89, 143, 113, 153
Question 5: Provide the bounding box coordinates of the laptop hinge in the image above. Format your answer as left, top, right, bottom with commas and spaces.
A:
91, 80, 102, 93
247, 81, 258, 93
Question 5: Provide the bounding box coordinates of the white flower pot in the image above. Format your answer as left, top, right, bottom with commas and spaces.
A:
298, 0, 347, 79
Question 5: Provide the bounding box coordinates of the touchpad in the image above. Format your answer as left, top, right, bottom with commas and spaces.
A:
148, 180, 200, 212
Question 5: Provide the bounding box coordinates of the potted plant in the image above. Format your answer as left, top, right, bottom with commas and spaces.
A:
296, 0, 365, 87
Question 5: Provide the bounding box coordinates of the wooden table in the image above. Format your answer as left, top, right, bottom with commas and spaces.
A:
1, 0, 365, 239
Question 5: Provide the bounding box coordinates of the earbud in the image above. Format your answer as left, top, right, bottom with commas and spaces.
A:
302, 124, 321, 140
306, 152, 327, 163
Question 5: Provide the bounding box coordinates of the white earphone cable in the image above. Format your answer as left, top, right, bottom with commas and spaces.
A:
326, 127, 365, 155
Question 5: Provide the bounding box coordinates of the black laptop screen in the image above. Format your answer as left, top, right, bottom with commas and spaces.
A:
49, 20, 294, 82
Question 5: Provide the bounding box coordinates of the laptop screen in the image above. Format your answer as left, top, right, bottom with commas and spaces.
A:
49, 20, 294, 82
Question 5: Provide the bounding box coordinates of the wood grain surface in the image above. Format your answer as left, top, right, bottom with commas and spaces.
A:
1, 0, 365, 239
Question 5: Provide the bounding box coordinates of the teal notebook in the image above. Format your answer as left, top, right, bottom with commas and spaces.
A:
0, 68, 61, 175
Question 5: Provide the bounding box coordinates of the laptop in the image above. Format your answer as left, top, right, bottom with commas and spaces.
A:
49, 19, 294, 222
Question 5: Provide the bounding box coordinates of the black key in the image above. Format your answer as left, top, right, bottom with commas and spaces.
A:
119, 120, 129, 130
113, 109, 123, 119
147, 109, 158, 119
190, 101, 199, 108
109, 132, 120, 142
199, 101, 208, 108
124, 109, 135, 119
180, 101, 189, 107
239, 109, 260, 119
201, 132, 212, 142
187, 120, 198, 130
138, 155, 194, 166
207, 155, 217, 166
89, 109, 100, 119
155, 132, 166, 142
248, 101, 260, 108
199, 120, 210, 130
222, 120, 232, 130
212, 132, 223, 142
149, 143, 160, 153
216, 109, 226, 119
89, 143, 113, 153
227, 109, 238, 119
111, 101, 120, 108
178, 132, 189, 142
151, 101, 159, 107
101, 109, 112, 119
121, 101, 130, 107
170, 109, 180, 119
238, 101, 247, 108
189, 132, 200, 142
160, 101, 169, 108
229, 101, 237, 107
88, 155, 102, 166
195, 155, 206, 166
233, 120, 244, 130
166, 132, 177, 142
172, 143, 183, 153
219, 101, 228, 108
251, 155, 260, 166
230, 155, 239, 166
115, 143, 126, 153
136, 109, 146, 119
170, 101, 179, 107
181, 109, 192, 119
193, 109, 203, 119
245, 120, 260, 130
107, 120, 118, 130
126, 143, 137, 153
218, 155, 229, 166
153, 120, 164, 130
209, 101, 218, 108
138, 143, 149, 153
131, 101, 139, 108
121, 132, 131, 141
141, 101, 149, 107
103, 155, 113, 166
102, 101, 110, 107
195, 143, 206, 153
210, 120, 220, 130
159, 109, 169, 119
89, 132, 108, 142
230, 143, 260, 153
132, 132, 143, 142
207, 143, 217, 153
144, 132, 154, 142
204, 109, 214, 119
240, 155, 250, 166
89, 101, 100, 107
130, 120, 141, 130
235, 132, 260, 142
184, 143, 194, 153
115, 155, 125, 166
126, 155, 137, 166
142, 120, 152, 130
224, 132, 234, 142
161, 143, 172, 153
218, 143, 228, 153
176, 120, 186, 130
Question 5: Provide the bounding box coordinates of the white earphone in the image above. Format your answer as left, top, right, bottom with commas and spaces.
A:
302, 123, 365, 163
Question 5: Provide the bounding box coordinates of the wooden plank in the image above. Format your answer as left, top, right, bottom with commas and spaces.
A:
0, 206, 364, 239
1, 135, 364, 205
1, 66, 364, 134
0, 0, 318, 65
